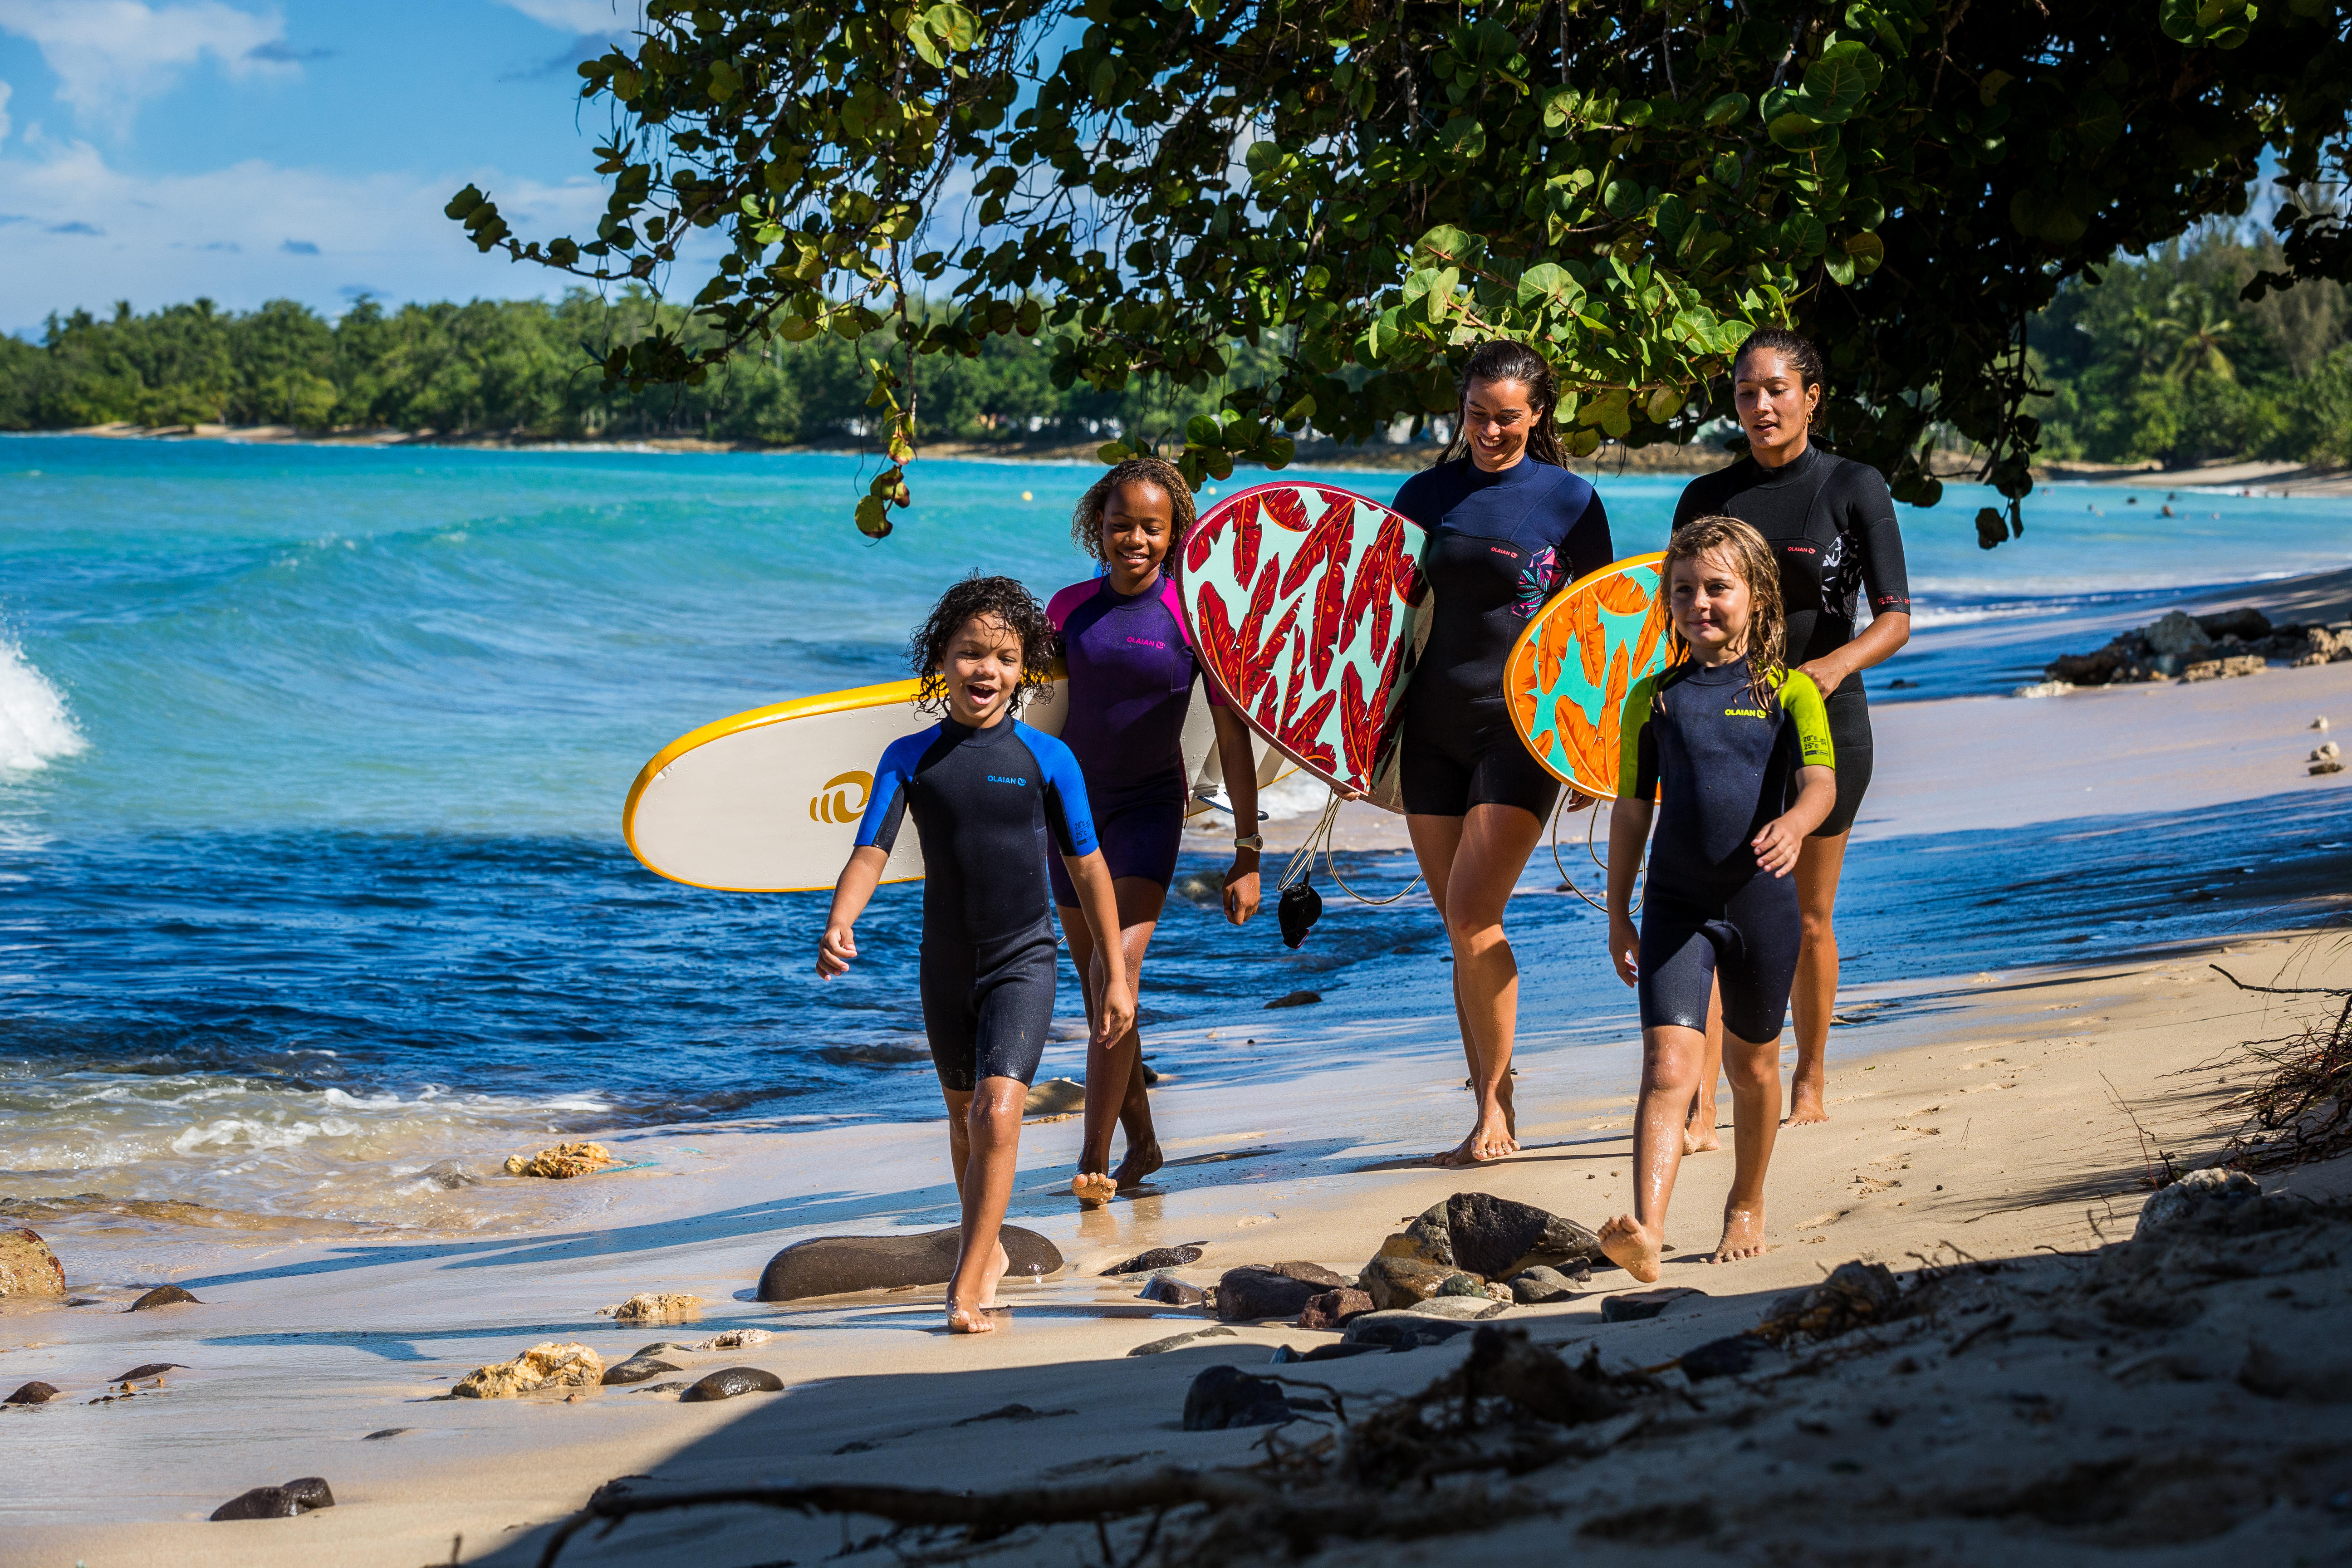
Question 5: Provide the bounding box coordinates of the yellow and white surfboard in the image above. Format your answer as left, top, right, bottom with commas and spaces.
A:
622, 673, 1284, 892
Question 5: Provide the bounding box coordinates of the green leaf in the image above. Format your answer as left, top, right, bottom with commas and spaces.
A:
1800, 40, 1882, 122
1767, 113, 1839, 152
1842, 232, 1886, 274
854, 495, 894, 539
926, 3, 979, 51
1602, 177, 1641, 217
1097, 441, 1131, 463
1185, 413, 1220, 446
1516, 262, 1583, 309
1645, 385, 1684, 423
1977, 69, 2015, 108
1245, 140, 1283, 177
1412, 224, 1475, 268
1442, 116, 1488, 160
1542, 86, 1581, 132
1654, 194, 1691, 258
1702, 90, 1750, 127
1426, 266, 1460, 325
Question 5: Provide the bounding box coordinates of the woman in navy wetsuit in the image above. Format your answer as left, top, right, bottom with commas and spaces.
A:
1671, 328, 1911, 1135
1394, 341, 1615, 1166
1047, 457, 1264, 1207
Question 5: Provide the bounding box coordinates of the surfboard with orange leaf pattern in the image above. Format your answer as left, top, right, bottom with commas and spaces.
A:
1504, 552, 1674, 799
1178, 480, 1429, 810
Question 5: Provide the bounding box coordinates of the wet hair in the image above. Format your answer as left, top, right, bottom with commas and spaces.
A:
1070, 456, 1197, 564
1733, 326, 1825, 396
906, 573, 1058, 716
1661, 514, 1788, 710
1439, 339, 1569, 469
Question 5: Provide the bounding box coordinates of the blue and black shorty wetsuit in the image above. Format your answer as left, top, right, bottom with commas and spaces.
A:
1392, 454, 1614, 818
855, 715, 1098, 1092
1619, 658, 1834, 1043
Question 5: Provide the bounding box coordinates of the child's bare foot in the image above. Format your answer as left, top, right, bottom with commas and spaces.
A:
1071, 1171, 1116, 1209
945, 1302, 998, 1334
1784, 1076, 1828, 1125
1711, 1201, 1767, 1263
1597, 1214, 1662, 1284
1112, 1140, 1161, 1189
1683, 1098, 1721, 1153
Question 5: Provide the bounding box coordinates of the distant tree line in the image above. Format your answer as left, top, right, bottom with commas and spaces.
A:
9, 230, 2352, 473
0, 288, 1241, 446
2031, 228, 2352, 469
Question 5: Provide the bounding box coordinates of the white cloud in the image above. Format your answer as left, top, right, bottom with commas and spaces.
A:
495, 0, 643, 34
0, 80, 13, 147
0, 1, 294, 133
0, 136, 625, 325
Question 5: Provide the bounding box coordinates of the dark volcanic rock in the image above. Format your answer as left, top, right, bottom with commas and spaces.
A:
1102, 1244, 1206, 1276
1445, 1192, 1602, 1279
1509, 1266, 1582, 1304
1181, 1364, 1295, 1430
1139, 1273, 1207, 1308
1126, 1325, 1238, 1357
1679, 1334, 1769, 1381
1342, 1310, 1484, 1350
1264, 990, 1322, 1009
114, 1362, 186, 1382
759, 1225, 1062, 1301
1214, 1261, 1351, 1322
127, 1285, 201, 1311
601, 1356, 682, 1387
678, 1367, 784, 1402
209, 1477, 334, 1521
1601, 1287, 1703, 1323
5, 1381, 62, 1405
1297, 1287, 1374, 1331
362, 1428, 409, 1441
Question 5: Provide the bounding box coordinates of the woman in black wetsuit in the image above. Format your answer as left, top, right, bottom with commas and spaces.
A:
1394, 341, 1615, 1166
1671, 327, 1911, 1133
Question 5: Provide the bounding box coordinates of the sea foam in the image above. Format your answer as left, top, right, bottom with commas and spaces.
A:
0, 637, 86, 772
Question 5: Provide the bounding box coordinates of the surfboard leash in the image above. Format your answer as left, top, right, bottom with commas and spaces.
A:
1551, 792, 1644, 917
1277, 792, 1425, 910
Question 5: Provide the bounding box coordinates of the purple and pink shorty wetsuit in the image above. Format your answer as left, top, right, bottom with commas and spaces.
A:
1044, 571, 1227, 908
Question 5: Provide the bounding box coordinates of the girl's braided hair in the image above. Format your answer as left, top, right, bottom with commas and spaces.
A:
1439, 338, 1570, 469
1069, 456, 1198, 563
1661, 514, 1790, 711
907, 573, 1057, 716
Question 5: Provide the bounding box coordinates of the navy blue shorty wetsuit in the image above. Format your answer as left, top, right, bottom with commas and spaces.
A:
1619, 659, 1833, 1043
1043, 571, 1224, 906
1392, 455, 1614, 818
855, 715, 1098, 1091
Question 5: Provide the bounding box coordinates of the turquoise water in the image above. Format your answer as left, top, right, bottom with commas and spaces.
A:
1, 435, 2346, 1229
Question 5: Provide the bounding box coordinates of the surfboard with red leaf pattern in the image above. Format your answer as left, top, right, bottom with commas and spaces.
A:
1503, 552, 1673, 799
1177, 480, 1430, 811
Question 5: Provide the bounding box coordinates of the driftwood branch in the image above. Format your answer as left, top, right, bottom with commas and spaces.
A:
2210, 965, 2352, 997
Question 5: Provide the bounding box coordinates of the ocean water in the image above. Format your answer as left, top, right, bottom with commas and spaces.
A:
2, 436, 2347, 1232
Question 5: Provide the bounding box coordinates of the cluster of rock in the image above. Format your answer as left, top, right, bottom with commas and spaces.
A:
1134, 1193, 1603, 1343
503, 1141, 617, 1178
602, 1292, 702, 1323
2038, 607, 2351, 691
453, 1341, 608, 1398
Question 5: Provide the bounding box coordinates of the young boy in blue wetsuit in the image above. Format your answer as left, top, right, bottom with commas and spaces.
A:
817, 575, 1133, 1334
1597, 515, 1838, 1284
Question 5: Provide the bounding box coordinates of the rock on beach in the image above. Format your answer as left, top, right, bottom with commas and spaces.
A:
606, 1292, 702, 1323
0, 1228, 65, 1302
1213, 1261, 1351, 1322
453, 1342, 603, 1399
1297, 1287, 1374, 1330
758, 1225, 1063, 1301
679, 1367, 784, 1402
209, 1478, 334, 1521
1181, 1365, 1295, 1430
127, 1285, 201, 1311
503, 1142, 615, 1179
5, 1382, 62, 1404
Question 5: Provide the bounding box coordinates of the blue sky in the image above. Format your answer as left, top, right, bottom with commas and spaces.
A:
0, 1, 657, 333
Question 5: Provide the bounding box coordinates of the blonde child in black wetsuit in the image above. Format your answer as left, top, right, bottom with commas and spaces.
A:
1596, 515, 1838, 1284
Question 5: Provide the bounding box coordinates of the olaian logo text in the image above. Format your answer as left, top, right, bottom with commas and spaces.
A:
987, 774, 1028, 786
809, 770, 873, 824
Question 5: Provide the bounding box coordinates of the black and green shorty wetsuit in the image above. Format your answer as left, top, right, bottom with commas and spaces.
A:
1618, 658, 1834, 1043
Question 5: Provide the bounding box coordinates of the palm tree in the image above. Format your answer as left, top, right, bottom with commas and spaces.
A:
2154, 284, 2238, 383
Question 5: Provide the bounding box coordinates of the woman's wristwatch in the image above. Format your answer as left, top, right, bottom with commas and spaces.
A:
1232, 835, 1264, 852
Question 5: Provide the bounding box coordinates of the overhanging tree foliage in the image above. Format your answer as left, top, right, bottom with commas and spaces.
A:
448, 0, 2352, 543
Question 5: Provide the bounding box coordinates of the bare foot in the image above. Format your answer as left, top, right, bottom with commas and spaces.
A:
973, 1240, 1009, 1308
1071, 1171, 1116, 1209
1112, 1140, 1162, 1189
1683, 1105, 1722, 1155
945, 1302, 999, 1334
1597, 1214, 1662, 1284
1783, 1081, 1829, 1126
1711, 1200, 1766, 1263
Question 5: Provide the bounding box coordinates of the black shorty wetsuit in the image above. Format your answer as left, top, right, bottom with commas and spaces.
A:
1620, 659, 1834, 1042
1393, 455, 1614, 817
1672, 446, 1908, 837
855, 716, 1098, 1091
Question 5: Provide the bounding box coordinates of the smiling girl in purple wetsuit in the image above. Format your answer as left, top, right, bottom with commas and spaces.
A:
1048, 457, 1265, 1207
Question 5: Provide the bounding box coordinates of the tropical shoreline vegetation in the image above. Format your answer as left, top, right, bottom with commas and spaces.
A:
6, 229, 2352, 471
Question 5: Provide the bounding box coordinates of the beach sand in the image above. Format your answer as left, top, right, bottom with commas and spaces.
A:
5, 664, 2350, 1565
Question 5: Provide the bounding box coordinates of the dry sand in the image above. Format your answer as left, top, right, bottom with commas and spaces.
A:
5, 653, 2351, 1567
